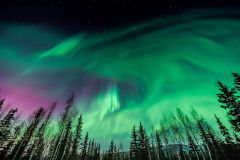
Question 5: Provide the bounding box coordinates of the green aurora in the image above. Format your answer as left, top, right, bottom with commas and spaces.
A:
0, 8, 240, 148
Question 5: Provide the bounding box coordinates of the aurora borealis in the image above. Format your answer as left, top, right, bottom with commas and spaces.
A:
1, 6, 240, 149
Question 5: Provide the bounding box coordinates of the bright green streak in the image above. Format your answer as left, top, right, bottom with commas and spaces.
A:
1, 8, 240, 149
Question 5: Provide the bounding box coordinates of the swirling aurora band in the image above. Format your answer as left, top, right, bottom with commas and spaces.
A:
0, 8, 240, 148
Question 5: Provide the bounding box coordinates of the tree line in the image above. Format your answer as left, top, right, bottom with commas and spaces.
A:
0, 72, 240, 160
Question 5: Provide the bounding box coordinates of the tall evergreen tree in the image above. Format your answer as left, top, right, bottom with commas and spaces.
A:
23, 141, 36, 160
187, 135, 200, 160
130, 125, 139, 160
119, 142, 124, 160
70, 114, 83, 160
114, 144, 117, 160
51, 92, 75, 160
12, 107, 45, 160
0, 98, 4, 110
214, 114, 240, 159
232, 72, 240, 91
177, 108, 202, 160
217, 80, 238, 109
30, 102, 57, 160
0, 121, 24, 159
87, 139, 92, 160
102, 149, 108, 160
116, 148, 121, 160
98, 144, 101, 160
109, 139, 114, 160
205, 126, 226, 160
56, 120, 72, 160
65, 133, 73, 160
150, 140, 157, 160
88, 139, 94, 160
214, 114, 233, 144
129, 143, 134, 160
189, 107, 210, 160
138, 122, 150, 160
0, 108, 18, 146
82, 132, 89, 160
93, 143, 100, 160
197, 121, 213, 160
46, 136, 58, 159
0, 103, 10, 120
217, 80, 240, 132
155, 130, 165, 160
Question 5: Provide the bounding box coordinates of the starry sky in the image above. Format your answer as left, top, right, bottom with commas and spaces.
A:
0, 0, 240, 149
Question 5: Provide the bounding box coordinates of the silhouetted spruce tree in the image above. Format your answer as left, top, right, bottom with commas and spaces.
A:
217, 80, 238, 109
65, 133, 73, 160
46, 136, 58, 159
0, 98, 4, 110
87, 139, 92, 160
217, 79, 240, 132
51, 92, 75, 160
109, 139, 114, 160
31, 102, 57, 160
205, 126, 226, 160
116, 148, 121, 160
82, 132, 89, 160
197, 120, 214, 160
93, 143, 100, 160
98, 144, 101, 160
138, 122, 149, 160
97, 143, 101, 160
114, 144, 117, 160
187, 135, 200, 160
22, 129, 41, 160
11, 107, 45, 160
92, 140, 96, 159
88, 139, 95, 160
33, 140, 45, 160
130, 125, 139, 160
70, 114, 83, 160
176, 107, 201, 160
26, 132, 41, 160
214, 114, 240, 159
214, 115, 233, 144
0, 108, 18, 146
108, 148, 112, 160
129, 143, 134, 160
155, 130, 165, 160
103, 149, 109, 160
145, 137, 151, 160
231, 72, 240, 144
189, 106, 212, 160
0, 121, 24, 159
56, 120, 72, 160
150, 140, 157, 160
232, 72, 240, 91
23, 141, 36, 160
119, 142, 124, 160
0, 104, 10, 120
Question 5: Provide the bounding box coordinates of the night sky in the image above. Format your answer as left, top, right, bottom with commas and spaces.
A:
0, 0, 240, 149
